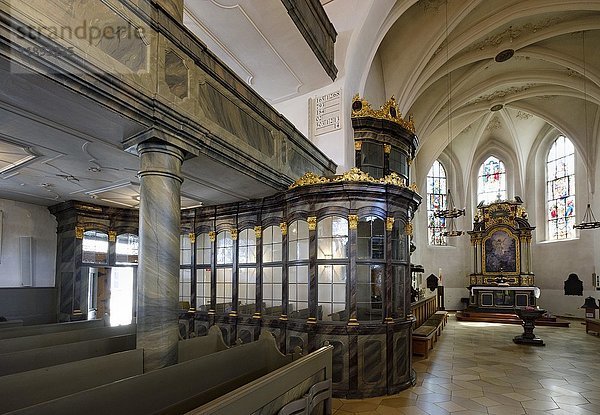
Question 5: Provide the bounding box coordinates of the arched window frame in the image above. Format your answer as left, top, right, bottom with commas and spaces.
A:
288, 220, 309, 318
316, 216, 349, 321
477, 156, 507, 205
195, 232, 212, 310
215, 230, 234, 310
179, 234, 192, 304
82, 230, 109, 265
356, 216, 385, 322
546, 135, 576, 240
237, 228, 257, 313
426, 160, 447, 246
262, 225, 283, 316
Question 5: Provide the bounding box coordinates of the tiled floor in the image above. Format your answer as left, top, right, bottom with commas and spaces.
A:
332, 315, 600, 415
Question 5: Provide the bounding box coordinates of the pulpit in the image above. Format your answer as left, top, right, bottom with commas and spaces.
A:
466, 200, 538, 311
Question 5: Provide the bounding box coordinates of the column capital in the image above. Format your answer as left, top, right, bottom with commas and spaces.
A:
137, 139, 185, 184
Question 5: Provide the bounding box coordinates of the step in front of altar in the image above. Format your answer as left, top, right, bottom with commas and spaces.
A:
456, 311, 570, 327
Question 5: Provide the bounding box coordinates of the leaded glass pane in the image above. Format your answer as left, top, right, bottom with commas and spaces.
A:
477, 156, 507, 204
426, 160, 447, 245
546, 135, 576, 240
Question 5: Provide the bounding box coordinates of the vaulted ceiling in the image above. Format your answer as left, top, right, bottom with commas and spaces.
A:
371, 0, 600, 194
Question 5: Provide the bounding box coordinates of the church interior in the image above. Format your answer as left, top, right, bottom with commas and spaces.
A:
1, 0, 600, 413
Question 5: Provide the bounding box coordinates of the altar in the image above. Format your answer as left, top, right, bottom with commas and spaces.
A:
470, 286, 539, 309
466, 200, 539, 312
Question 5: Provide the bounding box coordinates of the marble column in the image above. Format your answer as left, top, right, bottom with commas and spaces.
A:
136, 139, 184, 372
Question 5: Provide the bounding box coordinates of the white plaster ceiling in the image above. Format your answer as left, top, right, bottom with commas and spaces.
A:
369, 0, 600, 195
183, 0, 333, 103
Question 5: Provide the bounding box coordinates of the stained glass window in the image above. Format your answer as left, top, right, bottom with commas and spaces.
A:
426, 160, 447, 245
547, 135, 575, 240
477, 156, 506, 204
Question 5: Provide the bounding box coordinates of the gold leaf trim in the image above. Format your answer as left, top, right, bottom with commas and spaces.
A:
386, 217, 395, 231
380, 172, 405, 187
334, 167, 378, 183
289, 172, 331, 189
307, 216, 317, 231
351, 94, 416, 133
348, 214, 358, 230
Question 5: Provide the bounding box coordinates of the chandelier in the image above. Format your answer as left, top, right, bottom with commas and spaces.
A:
573, 31, 600, 230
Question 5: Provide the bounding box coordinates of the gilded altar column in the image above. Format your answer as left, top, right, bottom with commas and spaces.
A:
136, 139, 184, 372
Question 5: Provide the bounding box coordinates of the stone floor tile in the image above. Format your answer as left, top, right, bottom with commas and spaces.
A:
521, 399, 559, 410
501, 392, 534, 402
380, 397, 418, 409
434, 400, 468, 412
340, 402, 380, 412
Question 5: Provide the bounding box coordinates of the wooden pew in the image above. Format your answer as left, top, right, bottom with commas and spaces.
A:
0, 349, 143, 414
178, 325, 228, 362
586, 318, 600, 335
191, 345, 333, 415
8, 331, 293, 415
0, 320, 23, 329
0, 324, 134, 354
0, 333, 136, 376
0, 319, 105, 340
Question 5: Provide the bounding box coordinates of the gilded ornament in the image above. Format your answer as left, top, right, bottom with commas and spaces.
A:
108, 230, 116, 242
307, 216, 317, 231
404, 221, 413, 236
289, 172, 330, 189
280, 222, 288, 236
383, 144, 391, 154
75, 226, 84, 239
409, 182, 419, 192
334, 167, 378, 184
230, 229, 238, 240
354, 141, 362, 151
188, 232, 196, 244
380, 172, 405, 187
208, 231, 216, 242
351, 94, 416, 133
254, 226, 262, 239
386, 217, 395, 231
348, 214, 358, 230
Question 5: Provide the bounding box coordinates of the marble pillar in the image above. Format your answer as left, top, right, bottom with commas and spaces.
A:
136, 139, 184, 372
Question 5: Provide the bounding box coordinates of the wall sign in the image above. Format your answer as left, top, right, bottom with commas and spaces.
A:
310, 89, 342, 138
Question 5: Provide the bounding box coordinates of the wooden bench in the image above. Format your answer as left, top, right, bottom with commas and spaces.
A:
0, 319, 23, 329
586, 318, 600, 335
0, 324, 134, 354
8, 331, 294, 415
0, 333, 136, 376
0, 319, 105, 340
412, 325, 436, 358
191, 346, 333, 415
0, 349, 143, 413
178, 324, 229, 362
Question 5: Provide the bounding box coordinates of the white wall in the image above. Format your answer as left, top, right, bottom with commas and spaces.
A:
0, 199, 57, 287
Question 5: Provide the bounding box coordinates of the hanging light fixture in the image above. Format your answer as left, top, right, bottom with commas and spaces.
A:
573, 30, 600, 230
434, 0, 464, 237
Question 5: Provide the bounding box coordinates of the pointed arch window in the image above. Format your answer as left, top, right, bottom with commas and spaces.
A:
546, 135, 576, 240
426, 160, 447, 245
477, 156, 506, 204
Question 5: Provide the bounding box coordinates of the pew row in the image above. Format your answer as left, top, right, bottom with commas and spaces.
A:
0, 324, 134, 354
190, 345, 333, 415
0, 349, 143, 414
0, 320, 23, 329
0, 333, 136, 376
178, 324, 228, 363
412, 311, 448, 359
0, 319, 105, 340
7, 332, 293, 415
